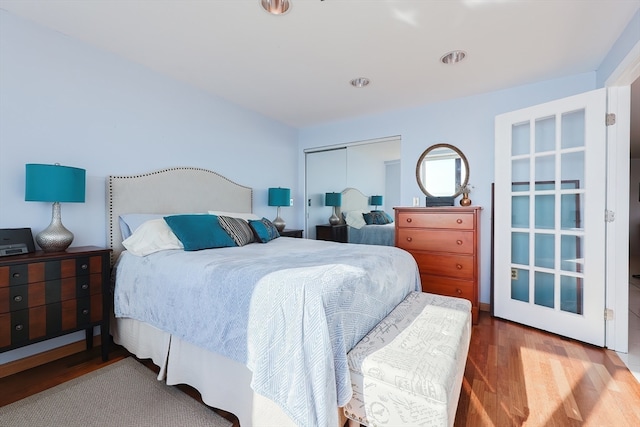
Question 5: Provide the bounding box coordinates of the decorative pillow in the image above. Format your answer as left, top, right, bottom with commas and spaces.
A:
119, 213, 169, 240
122, 219, 184, 256
164, 214, 236, 251
343, 210, 367, 229
248, 218, 280, 243
207, 211, 260, 221
218, 216, 256, 246
363, 211, 392, 225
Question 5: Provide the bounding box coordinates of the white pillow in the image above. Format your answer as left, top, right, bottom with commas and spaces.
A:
122, 219, 184, 256
119, 213, 170, 240
343, 210, 367, 229
207, 211, 260, 221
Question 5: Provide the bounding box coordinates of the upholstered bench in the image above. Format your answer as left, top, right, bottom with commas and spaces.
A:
344, 291, 472, 427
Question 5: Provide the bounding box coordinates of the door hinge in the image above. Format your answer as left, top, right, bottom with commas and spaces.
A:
605, 308, 614, 321
606, 113, 616, 126
605, 210, 616, 223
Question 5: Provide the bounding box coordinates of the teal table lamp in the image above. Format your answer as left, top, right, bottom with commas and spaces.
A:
25, 163, 86, 252
325, 192, 342, 225
370, 195, 383, 211
268, 187, 290, 232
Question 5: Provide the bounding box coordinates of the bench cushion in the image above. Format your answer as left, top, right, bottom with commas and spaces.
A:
344, 291, 472, 426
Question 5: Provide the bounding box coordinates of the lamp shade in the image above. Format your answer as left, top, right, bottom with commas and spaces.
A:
370, 195, 383, 206
325, 192, 342, 207
25, 164, 86, 203
268, 187, 290, 207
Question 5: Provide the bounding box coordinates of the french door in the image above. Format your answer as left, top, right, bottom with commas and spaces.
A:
494, 88, 607, 346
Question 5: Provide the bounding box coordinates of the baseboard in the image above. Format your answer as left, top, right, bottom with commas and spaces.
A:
0, 336, 102, 379
479, 302, 491, 312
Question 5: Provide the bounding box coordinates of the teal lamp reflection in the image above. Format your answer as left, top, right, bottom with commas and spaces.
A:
325, 192, 342, 225
268, 187, 290, 232
370, 195, 383, 211
25, 164, 86, 252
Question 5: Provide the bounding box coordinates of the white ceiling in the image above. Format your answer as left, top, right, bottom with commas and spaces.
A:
1, 0, 639, 147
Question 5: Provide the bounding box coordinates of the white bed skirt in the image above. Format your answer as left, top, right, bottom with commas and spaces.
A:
112, 317, 346, 427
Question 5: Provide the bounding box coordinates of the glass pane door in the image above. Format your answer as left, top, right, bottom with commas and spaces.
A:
494, 89, 606, 346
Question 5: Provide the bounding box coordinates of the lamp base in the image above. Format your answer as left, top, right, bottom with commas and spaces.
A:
329, 207, 340, 225
272, 206, 285, 232
37, 202, 74, 252
272, 216, 286, 232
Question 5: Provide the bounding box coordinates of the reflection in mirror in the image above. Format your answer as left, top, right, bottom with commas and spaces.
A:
416, 143, 469, 197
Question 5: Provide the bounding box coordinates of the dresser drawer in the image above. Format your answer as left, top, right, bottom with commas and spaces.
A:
0, 294, 102, 347
396, 229, 474, 254
420, 275, 475, 301
0, 256, 99, 287
0, 273, 102, 314
410, 252, 474, 280
397, 212, 475, 230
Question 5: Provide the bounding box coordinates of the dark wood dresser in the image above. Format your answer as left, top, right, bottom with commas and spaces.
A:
279, 229, 303, 238
395, 207, 481, 324
316, 224, 348, 243
0, 246, 111, 360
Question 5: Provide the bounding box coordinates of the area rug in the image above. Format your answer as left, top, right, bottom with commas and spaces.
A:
0, 357, 232, 427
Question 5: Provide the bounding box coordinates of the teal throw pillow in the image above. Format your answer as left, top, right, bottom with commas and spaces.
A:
363, 211, 392, 225
249, 218, 280, 243
164, 214, 236, 251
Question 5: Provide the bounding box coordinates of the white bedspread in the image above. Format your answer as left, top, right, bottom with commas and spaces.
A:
114, 237, 420, 427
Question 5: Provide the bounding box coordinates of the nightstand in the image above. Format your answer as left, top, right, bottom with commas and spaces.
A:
279, 229, 303, 238
0, 246, 112, 361
316, 224, 348, 243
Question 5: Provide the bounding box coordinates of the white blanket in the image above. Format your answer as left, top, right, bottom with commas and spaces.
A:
114, 237, 420, 427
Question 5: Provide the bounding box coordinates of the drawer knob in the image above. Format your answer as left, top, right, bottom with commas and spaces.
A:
456, 264, 463, 270
82, 309, 89, 315
13, 295, 23, 302
456, 288, 462, 295
456, 240, 463, 245
406, 218, 412, 223
81, 264, 88, 270
406, 237, 413, 242
15, 324, 24, 331
81, 283, 89, 290
456, 219, 463, 224
12, 273, 20, 278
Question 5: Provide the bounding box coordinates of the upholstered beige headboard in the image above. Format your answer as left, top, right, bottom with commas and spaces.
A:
107, 167, 253, 265
337, 187, 369, 219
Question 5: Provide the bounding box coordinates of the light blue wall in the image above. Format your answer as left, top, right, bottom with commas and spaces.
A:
597, 9, 640, 86
0, 10, 300, 243
298, 73, 597, 306
0, 10, 298, 363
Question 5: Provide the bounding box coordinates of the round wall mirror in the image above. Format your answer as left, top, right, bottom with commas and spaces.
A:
416, 143, 469, 197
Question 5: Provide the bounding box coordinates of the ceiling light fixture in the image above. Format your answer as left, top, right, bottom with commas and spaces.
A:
441, 50, 467, 64
261, 0, 291, 15
350, 77, 370, 88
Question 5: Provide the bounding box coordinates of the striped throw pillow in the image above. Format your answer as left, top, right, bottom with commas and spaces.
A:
218, 216, 256, 246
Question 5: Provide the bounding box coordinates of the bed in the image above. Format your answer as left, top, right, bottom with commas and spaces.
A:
338, 188, 395, 246
107, 167, 420, 427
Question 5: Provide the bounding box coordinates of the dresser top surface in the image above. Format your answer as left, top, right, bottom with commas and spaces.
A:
0, 246, 110, 265
394, 206, 482, 213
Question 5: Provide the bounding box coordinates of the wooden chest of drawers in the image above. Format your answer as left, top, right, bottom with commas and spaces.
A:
316, 224, 348, 243
0, 246, 111, 360
395, 207, 481, 323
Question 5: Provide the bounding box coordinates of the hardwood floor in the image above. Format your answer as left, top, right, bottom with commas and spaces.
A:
1, 313, 639, 426
455, 313, 640, 427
